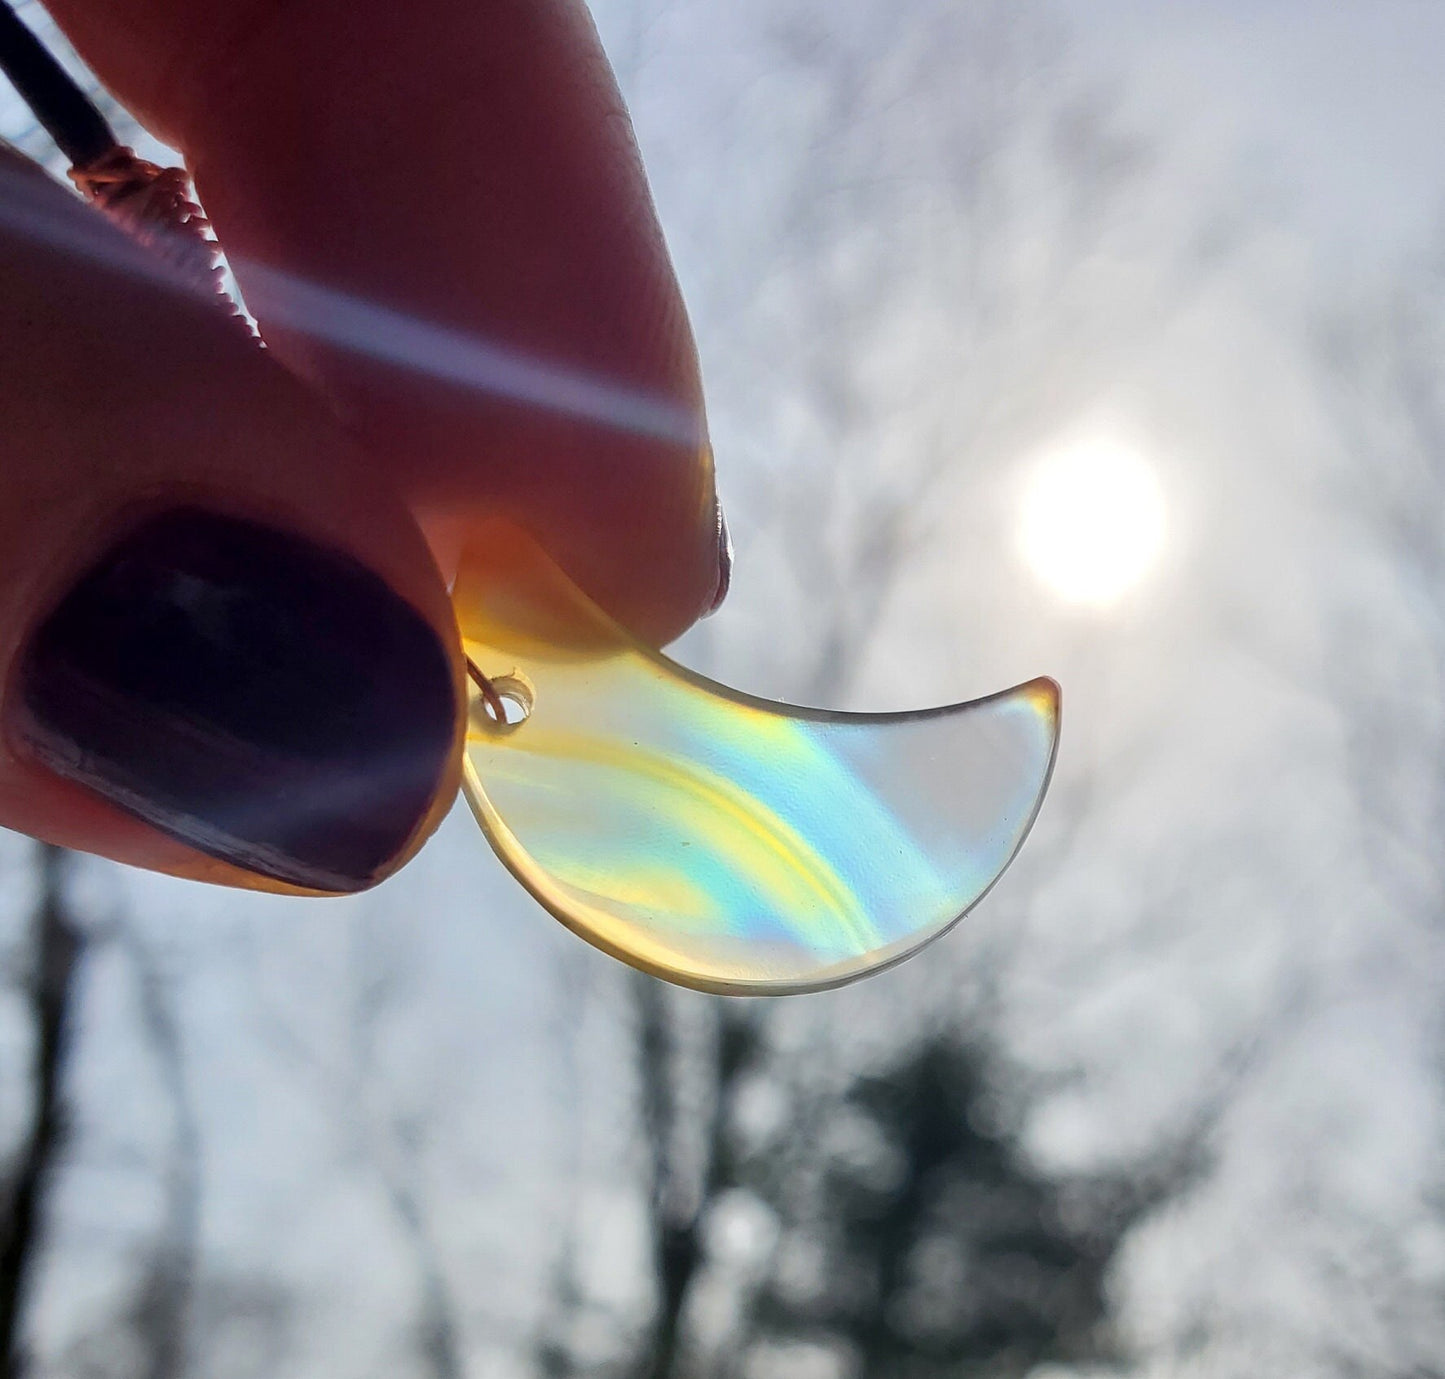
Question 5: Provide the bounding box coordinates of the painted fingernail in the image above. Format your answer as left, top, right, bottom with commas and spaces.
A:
17, 509, 456, 892
703, 501, 733, 617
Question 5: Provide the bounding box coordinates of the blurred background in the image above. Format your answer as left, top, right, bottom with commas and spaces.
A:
4, 1, 1445, 1375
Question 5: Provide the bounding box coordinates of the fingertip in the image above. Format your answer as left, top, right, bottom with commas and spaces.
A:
13, 508, 463, 893
0, 178, 466, 891
46, 0, 726, 648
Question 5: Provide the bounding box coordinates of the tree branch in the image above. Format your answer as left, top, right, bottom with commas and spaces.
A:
0, 845, 82, 1376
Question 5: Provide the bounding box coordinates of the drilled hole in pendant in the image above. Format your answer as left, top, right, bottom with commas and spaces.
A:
468, 660, 533, 732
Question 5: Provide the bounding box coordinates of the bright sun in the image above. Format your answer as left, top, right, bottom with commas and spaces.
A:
1019, 438, 1166, 606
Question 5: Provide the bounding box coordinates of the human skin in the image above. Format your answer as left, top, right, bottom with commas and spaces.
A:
0, 0, 724, 893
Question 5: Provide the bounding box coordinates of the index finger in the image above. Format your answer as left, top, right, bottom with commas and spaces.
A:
44, 0, 726, 646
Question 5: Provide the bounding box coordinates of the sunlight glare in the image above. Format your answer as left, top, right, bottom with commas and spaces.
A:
1019, 438, 1166, 606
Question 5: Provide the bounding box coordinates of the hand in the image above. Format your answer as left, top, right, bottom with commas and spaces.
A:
0, 0, 726, 895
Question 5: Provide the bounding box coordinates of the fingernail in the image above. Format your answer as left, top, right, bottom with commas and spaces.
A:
703, 500, 732, 617
17, 508, 456, 893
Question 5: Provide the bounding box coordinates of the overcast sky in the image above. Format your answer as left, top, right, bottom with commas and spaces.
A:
1065, 0, 1445, 258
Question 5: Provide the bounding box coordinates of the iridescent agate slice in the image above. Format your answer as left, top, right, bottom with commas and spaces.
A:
456, 528, 1059, 995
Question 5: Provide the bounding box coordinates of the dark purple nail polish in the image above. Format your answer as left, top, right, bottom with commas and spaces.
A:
17, 509, 456, 892
704, 501, 732, 617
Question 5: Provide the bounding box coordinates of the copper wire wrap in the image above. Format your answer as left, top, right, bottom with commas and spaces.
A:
466, 657, 510, 727
69, 147, 226, 300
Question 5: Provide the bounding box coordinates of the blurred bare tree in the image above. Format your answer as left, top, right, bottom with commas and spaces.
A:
605, 1003, 1168, 1379
1307, 246, 1445, 1379
0, 849, 214, 1379
531, 4, 1243, 1375
1317, 251, 1445, 945
0, 846, 81, 1377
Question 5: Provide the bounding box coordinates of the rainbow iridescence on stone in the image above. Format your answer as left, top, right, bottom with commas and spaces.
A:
457, 529, 1059, 995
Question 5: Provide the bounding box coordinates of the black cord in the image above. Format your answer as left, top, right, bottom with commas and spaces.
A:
0, 0, 116, 167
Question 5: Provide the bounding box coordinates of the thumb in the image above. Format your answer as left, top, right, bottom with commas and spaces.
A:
0, 154, 463, 893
